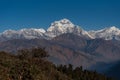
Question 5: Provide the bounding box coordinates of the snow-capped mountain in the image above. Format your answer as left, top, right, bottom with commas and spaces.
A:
0, 18, 92, 41
45, 18, 92, 38
47, 18, 75, 32
0, 28, 46, 41
89, 26, 120, 40
46, 18, 75, 37
0, 18, 120, 41
19, 28, 46, 39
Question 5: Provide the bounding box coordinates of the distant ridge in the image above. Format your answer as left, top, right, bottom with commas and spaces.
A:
0, 19, 120, 41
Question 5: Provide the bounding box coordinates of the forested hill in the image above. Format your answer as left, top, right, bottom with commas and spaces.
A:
0, 48, 114, 80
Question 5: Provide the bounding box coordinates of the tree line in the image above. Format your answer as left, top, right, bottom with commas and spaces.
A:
0, 48, 114, 80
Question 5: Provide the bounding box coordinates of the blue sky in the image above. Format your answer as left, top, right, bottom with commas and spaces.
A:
0, 0, 120, 32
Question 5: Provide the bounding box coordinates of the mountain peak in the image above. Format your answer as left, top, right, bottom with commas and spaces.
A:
47, 18, 75, 32
104, 26, 119, 33
46, 19, 92, 39
108, 26, 119, 31
59, 18, 72, 24
89, 26, 120, 40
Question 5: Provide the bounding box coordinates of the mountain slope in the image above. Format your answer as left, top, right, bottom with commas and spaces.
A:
0, 33, 120, 69
0, 34, 94, 68
89, 26, 120, 40
0, 28, 46, 42
85, 39, 120, 61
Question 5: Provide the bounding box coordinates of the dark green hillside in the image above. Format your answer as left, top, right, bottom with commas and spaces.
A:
0, 48, 114, 80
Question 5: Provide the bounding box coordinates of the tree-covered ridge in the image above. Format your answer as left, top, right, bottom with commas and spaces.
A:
0, 48, 114, 80
57, 64, 114, 80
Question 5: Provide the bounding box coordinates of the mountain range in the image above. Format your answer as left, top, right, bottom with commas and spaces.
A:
0, 19, 120, 79
1, 18, 120, 41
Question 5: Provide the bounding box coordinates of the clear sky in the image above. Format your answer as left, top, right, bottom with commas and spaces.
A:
0, 0, 120, 32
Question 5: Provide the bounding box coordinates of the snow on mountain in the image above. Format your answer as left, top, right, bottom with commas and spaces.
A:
0, 28, 46, 41
89, 26, 120, 40
47, 18, 75, 32
46, 18, 75, 37
19, 28, 46, 39
1, 30, 20, 39
0, 19, 93, 41
46, 18, 92, 38
0, 19, 120, 41
19, 28, 45, 36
